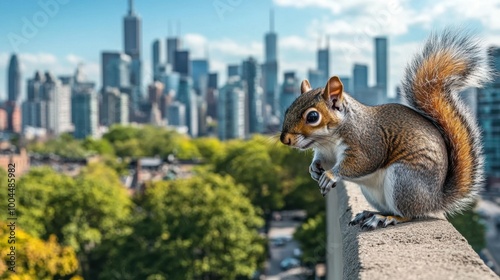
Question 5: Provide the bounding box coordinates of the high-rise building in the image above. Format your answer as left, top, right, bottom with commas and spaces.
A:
317, 39, 330, 82
72, 87, 98, 139
353, 64, 368, 94
152, 39, 162, 81
6, 54, 22, 133
101, 52, 131, 89
123, 0, 142, 91
206, 72, 218, 119
174, 50, 190, 77
218, 76, 246, 140
167, 101, 186, 127
71, 66, 98, 139
22, 71, 72, 135
280, 72, 300, 120
8, 54, 21, 103
123, 0, 140, 59
176, 76, 198, 137
339, 76, 352, 95
375, 37, 388, 95
242, 57, 264, 134
478, 46, 500, 180
308, 69, 324, 89
166, 37, 180, 68
100, 87, 129, 126
227, 64, 240, 78
191, 59, 209, 94
263, 10, 279, 117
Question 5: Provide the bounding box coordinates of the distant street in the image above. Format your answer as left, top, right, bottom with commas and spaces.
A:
265, 211, 309, 280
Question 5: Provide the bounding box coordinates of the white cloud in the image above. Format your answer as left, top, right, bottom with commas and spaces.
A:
183, 33, 208, 59
273, 0, 341, 14
66, 54, 84, 65
19, 52, 58, 66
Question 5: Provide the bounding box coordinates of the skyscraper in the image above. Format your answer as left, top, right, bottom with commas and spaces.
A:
152, 39, 161, 81
22, 71, 72, 135
353, 64, 368, 94
71, 66, 98, 139
167, 101, 186, 127
124, 0, 140, 59
478, 46, 500, 181
242, 57, 264, 134
227, 64, 240, 78
263, 10, 279, 118
191, 59, 209, 94
206, 72, 218, 119
317, 38, 330, 82
101, 52, 131, 89
6, 54, 22, 133
8, 54, 21, 103
101, 87, 129, 126
174, 50, 190, 77
123, 0, 142, 105
166, 37, 180, 69
280, 72, 300, 120
308, 69, 324, 89
375, 37, 388, 95
218, 76, 246, 140
72, 87, 98, 139
177, 76, 198, 137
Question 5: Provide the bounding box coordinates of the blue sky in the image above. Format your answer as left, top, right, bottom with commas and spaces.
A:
1, 0, 500, 100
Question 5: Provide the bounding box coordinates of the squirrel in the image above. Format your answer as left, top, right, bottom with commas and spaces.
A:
280, 30, 492, 230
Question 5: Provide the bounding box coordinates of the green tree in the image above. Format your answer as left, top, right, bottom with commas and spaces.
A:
192, 137, 225, 163
214, 136, 285, 214
15, 165, 132, 279
100, 173, 265, 280
28, 134, 89, 159
293, 211, 326, 265
82, 137, 115, 156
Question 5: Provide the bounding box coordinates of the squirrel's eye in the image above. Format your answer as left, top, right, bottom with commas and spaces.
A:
305, 109, 321, 126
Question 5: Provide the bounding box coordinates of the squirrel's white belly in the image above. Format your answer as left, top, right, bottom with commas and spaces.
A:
347, 167, 401, 215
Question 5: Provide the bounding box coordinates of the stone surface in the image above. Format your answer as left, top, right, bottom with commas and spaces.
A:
338, 182, 499, 280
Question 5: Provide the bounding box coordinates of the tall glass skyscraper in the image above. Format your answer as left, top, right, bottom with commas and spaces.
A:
8, 54, 21, 103
218, 77, 246, 140
353, 64, 368, 93
375, 37, 388, 95
167, 37, 180, 69
177, 76, 198, 137
242, 57, 264, 134
317, 40, 330, 83
478, 46, 500, 180
101, 52, 131, 89
191, 59, 209, 94
123, 0, 142, 103
152, 39, 161, 81
174, 50, 190, 77
264, 10, 279, 118
280, 72, 300, 121
123, 0, 140, 59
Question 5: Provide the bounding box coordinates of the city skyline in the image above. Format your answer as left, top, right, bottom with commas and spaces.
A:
1, 1, 500, 101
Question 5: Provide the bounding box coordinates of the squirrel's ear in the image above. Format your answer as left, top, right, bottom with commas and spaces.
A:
323, 76, 344, 109
300, 79, 312, 94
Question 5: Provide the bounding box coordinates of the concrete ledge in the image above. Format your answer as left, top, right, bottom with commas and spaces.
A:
334, 182, 498, 280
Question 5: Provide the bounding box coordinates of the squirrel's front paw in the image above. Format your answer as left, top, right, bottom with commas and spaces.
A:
309, 159, 324, 182
318, 170, 336, 196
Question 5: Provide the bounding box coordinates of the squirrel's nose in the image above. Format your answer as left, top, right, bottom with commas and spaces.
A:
280, 133, 292, 146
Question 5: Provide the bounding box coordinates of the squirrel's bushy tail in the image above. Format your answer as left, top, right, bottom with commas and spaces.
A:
401, 29, 492, 215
